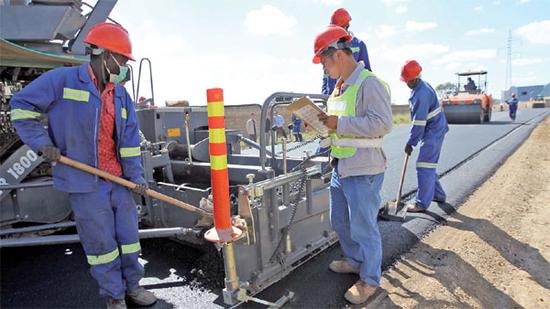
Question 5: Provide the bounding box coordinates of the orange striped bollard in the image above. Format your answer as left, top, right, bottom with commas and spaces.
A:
204, 88, 242, 243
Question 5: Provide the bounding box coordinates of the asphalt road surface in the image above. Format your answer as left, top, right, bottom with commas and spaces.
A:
2, 108, 548, 308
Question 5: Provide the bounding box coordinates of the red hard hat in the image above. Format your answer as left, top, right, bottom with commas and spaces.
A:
400, 60, 422, 82
84, 22, 135, 61
312, 25, 352, 64
511, 92, 516, 97
331, 8, 352, 28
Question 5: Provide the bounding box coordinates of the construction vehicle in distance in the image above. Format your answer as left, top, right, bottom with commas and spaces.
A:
532, 95, 546, 108
441, 71, 494, 124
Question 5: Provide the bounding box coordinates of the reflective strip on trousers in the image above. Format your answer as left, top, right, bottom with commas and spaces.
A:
121, 108, 127, 119
412, 120, 427, 126
10, 109, 41, 120
120, 147, 141, 158
87, 248, 119, 265
417, 162, 438, 168
121, 242, 141, 254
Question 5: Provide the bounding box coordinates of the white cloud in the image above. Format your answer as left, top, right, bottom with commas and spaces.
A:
519, 0, 531, 3
244, 5, 297, 36
466, 27, 496, 36
382, 0, 410, 6
405, 21, 438, 32
433, 49, 497, 66
354, 31, 370, 41
381, 43, 450, 62
515, 20, 550, 44
375, 24, 397, 37
318, 0, 344, 5
512, 58, 546, 66
395, 5, 408, 14
474, 5, 484, 11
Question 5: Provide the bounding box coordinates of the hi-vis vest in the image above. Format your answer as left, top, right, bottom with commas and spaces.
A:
327, 69, 391, 158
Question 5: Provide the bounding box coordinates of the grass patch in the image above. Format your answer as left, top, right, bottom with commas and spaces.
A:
393, 113, 410, 124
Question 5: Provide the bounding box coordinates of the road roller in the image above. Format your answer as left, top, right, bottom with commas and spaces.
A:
441, 71, 494, 124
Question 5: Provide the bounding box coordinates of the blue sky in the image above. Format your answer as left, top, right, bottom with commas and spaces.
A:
109, 0, 550, 106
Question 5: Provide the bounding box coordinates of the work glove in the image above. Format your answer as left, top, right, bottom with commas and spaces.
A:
131, 183, 148, 195
38, 145, 60, 166
404, 144, 413, 156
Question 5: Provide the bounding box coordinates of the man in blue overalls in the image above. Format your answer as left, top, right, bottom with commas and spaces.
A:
400, 60, 449, 213
290, 114, 303, 142
10, 23, 156, 309
313, 25, 393, 304
322, 8, 372, 95
506, 92, 518, 121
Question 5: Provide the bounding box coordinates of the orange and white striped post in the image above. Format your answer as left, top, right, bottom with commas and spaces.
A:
204, 88, 242, 243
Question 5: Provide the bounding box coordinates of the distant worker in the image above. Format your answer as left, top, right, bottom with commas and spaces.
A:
313, 25, 393, 304
322, 8, 372, 95
290, 114, 303, 142
246, 112, 257, 142
10, 23, 156, 309
264, 116, 272, 145
464, 77, 477, 92
273, 111, 287, 141
505, 92, 518, 121
400, 60, 449, 213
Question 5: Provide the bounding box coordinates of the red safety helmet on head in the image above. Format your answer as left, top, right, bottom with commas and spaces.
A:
312, 25, 352, 64
331, 8, 352, 28
84, 22, 135, 61
511, 92, 516, 97
400, 60, 422, 82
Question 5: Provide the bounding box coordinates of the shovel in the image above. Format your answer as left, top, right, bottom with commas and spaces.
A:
57, 155, 212, 218
379, 154, 409, 221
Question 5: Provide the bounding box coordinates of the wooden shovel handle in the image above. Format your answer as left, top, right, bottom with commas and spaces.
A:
58, 156, 212, 218
395, 154, 410, 205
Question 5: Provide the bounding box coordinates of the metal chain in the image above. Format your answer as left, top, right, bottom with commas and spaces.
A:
275, 135, 323, 156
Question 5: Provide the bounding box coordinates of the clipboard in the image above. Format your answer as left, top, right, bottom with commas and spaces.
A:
287, 96, 330, 137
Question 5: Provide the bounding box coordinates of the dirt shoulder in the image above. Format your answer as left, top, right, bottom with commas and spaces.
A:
370, 116, 550, 308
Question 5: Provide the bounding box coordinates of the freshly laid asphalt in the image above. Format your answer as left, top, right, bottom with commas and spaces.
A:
1, 108, 548, 308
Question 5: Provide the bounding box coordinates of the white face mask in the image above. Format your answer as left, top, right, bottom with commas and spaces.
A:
104, 53, 129, 84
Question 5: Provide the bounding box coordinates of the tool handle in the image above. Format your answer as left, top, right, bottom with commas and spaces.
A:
58, 156, 212, 217
395, 154, 409, 205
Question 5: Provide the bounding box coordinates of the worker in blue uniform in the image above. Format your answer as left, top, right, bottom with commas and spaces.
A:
322, 8, 372, 95
10, 23, 156, 309
506, 92, 518, 121
290, 114, 303, 142
400, 60, 449, 213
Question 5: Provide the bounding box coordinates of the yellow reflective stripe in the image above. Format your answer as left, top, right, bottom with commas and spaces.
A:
121, 242, 141, 254
210, 155, 227, 170
10, 109, 41, 120
207, 101, 224, 117
427, 107, 442, 120
412, 120, 427, 126
63, 88, 89, 102
120, 147, 141, 158
209, 128, 226, 143
417, 162, 438, 168
121, 108, 127, 119
87, 248, 119, 265
350, 47, 360, 53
